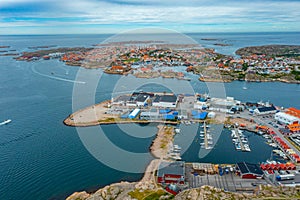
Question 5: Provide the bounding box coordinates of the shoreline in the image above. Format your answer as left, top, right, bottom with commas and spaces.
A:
67, 125, 174, 200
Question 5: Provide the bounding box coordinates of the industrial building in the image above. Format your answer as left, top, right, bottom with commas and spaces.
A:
275, 107, 300, 125
157, 161, 185, 184
254, 105, 277, 115
128, 108, 140, 119
236, 162, 264, 179
152, 94, 178, 108
209, 97, 240, 113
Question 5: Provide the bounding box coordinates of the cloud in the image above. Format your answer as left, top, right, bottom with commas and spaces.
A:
0, 0, 300, 34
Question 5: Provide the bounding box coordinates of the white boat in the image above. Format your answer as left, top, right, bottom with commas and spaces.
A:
200, 131, 205, 134
175, 128, 181, 134
0, 119, 11, 126
206, 146, 213, 150
269, 143, 278, 148
244, 144, 251, 152
242, 87, 247, 90
235, 143, 241, 150
173, 145, 182, 150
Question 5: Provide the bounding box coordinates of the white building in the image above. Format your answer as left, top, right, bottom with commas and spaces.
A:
275, 112, 300, 125
253, 105, 277, 115
136, 94, 150, 107
209, 97, 238, 113
194, 101, 209, 110
152, 94, 178, 108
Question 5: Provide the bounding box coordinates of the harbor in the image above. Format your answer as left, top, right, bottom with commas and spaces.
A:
231, 128, 251, 152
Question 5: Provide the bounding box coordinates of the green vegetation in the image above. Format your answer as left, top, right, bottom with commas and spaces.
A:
291, 70, 300, 80
128, 189, 173, 200
242, 63, 249, 71
125, 57, 140, 63
144, 190, 173, 200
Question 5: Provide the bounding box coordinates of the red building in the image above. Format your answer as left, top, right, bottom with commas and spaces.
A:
157, 161, 185, 184
236, 162, 264, 179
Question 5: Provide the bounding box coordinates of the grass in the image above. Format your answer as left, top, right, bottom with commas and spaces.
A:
128, 189, 172, 200
144, 190, 174, 200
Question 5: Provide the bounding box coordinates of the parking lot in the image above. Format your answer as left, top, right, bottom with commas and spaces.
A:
185, 164, 268, 192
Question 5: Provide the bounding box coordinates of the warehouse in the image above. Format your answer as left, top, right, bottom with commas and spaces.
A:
128, 108, 140, 119
236, 162, 264, 179
275, 108, 300, 125
135, 94, 150, 107
157, 161, 185, 184
152, 94, 178, 108
254, 105, 277, 115
140, 109, 160, 120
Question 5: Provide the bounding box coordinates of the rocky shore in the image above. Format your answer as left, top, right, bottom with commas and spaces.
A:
66, 126, 175, 200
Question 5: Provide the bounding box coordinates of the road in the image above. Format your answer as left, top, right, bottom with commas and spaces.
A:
254, 116, 300, 157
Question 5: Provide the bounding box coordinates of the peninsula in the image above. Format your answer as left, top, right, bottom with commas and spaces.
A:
66, 91, 300, 199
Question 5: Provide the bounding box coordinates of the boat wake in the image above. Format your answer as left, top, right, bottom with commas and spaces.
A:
31, 66, 85, 84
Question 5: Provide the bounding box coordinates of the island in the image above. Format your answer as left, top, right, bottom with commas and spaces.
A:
12, 42, 300, 83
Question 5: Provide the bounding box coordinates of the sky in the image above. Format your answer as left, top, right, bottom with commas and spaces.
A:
0, 0, 300, 34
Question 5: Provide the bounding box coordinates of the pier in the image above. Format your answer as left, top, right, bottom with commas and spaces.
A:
234, 128, 246, 151
203, 121, 210, 149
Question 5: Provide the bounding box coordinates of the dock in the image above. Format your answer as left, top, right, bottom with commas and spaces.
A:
203, 121, 211, 149
233, 128, 246, 151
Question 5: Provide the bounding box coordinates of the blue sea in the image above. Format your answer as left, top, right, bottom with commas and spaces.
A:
0, 32, 300, 200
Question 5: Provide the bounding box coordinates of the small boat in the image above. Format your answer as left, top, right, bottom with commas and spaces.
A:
173, 145, 182, 150
269, 143, 278, 148
244, 144, 251, 152
242, 87, 247, 90
175, 128, 181, 134
0, 119, 11, 126
235, 143, 241, 150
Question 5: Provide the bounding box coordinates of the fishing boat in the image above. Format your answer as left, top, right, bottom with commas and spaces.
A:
0, 119, 11, 126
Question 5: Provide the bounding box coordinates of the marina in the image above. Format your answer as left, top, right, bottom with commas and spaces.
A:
231, 128, 251, 152
1, 33, 300, 200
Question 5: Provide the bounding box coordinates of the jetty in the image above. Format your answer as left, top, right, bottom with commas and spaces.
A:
235, 128, 245, 151
203, 121, 211, 149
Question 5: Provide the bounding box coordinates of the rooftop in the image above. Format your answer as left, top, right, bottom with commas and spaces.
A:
236, 162, 263, 176
257, 105, 277, 113
160, 94, 177, 103
157, 161, 185, 177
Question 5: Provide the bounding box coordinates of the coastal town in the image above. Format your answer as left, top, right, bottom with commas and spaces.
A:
4, 41, 300, 199
66, 90, 300, 199
12, 42, 300, 83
